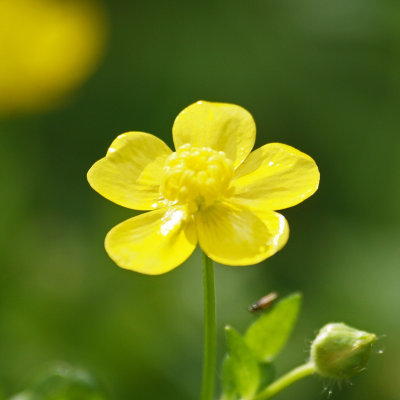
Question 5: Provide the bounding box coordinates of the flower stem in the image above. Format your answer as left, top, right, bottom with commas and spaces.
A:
253, 362, 316, 400
200, 252, 216, 400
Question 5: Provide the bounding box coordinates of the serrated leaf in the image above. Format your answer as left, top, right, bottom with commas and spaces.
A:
245, 293, 302, 363
222, 326, 260, 400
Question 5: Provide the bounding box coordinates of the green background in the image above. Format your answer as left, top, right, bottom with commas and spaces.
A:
1, 0, 399, 399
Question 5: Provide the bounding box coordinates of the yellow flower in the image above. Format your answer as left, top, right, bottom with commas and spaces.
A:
88, 101, 319, 275
0, 0, 107, 116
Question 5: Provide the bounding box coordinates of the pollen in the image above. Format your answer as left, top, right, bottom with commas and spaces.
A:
160, 144, 234, 210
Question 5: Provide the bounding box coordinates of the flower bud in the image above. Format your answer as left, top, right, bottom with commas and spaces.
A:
310, 322, 376, 379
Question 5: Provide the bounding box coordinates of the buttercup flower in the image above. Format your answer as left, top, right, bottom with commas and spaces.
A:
88, 101, 319, 274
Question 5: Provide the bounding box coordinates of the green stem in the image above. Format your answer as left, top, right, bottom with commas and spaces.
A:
200, 252, 217, 400
253, 362, 316, 400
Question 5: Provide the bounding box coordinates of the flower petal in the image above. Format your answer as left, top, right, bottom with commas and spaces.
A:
231, 143, 319, 210
172, 101, 256, 168
195, 201, 288, 266
247, 208, 289, 254
87, 132, 172, 210
105, 206, 197, 275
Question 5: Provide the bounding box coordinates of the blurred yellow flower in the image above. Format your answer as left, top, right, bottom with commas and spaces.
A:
0, 0, 107, 116
88, 101, 319, 275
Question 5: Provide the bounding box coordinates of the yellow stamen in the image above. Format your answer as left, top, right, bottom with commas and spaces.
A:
160, 144, 233, 210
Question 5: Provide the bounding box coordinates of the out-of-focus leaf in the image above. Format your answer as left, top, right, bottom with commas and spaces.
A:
222, 326, 260, 400
221, 356, 238, 400
258, 363, 275, 388
8, 362, 107, 400
245, 293, 302, 363
8, 392, 33, 400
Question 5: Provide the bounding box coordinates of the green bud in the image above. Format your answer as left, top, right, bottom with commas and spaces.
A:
310, 322, 376, 379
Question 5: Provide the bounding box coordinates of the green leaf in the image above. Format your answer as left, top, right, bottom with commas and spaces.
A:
245, 293, 302, 363
221, 356, 238, 400
222, 326, 260, 400
8, 362, 107, 400
258, 363, 275, 388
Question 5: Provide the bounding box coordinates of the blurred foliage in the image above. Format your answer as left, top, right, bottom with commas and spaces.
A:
0, 0, 399, 399
7, 362, 107, 400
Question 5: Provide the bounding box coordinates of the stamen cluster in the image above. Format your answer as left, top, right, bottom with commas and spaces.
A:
160, 144, 233, 210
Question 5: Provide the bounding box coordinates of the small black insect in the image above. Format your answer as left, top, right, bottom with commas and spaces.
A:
248, 292, 278, 313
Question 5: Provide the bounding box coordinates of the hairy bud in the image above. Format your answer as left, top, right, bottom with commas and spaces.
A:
310, 322, 376, 379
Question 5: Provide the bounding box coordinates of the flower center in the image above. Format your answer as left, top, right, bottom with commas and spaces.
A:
160, 144, 233, 210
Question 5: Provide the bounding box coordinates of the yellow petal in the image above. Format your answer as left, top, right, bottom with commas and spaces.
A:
172, 101, 256, 168
105, 206, 197, 275
195, 201, 287, 266
87, 132, 172, 210
247, 208, 289, 254
231, 143, 320, 210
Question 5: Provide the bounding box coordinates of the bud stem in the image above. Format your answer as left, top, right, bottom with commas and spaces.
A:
253, 362, 316, 400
